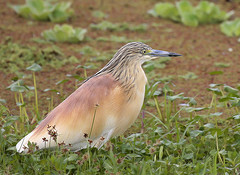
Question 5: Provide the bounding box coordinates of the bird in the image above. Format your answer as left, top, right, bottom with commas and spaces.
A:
16, 42, 181, 153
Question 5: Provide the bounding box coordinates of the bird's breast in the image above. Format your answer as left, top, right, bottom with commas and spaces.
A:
110, 67, 147, 137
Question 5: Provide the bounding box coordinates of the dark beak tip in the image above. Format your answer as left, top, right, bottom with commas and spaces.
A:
169, 53, 182, 57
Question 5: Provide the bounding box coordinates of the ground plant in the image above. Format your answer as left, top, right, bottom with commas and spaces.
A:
220, 18, 240, 36
90, 21, 148, 32
149, 1, 233, 27
10, 0, 74, 22
1, 0, 240, 174
42, 24, 87, 43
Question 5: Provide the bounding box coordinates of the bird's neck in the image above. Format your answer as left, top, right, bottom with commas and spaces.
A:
111, 62, 147, 99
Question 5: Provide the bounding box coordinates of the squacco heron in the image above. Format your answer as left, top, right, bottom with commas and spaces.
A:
16, 42, 181, 152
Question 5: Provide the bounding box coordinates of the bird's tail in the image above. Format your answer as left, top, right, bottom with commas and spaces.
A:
16, 132, 34, 153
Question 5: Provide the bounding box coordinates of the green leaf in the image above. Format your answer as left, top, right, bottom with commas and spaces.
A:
42, 24, 87, 43
224, 85, 239, 94
179, 72, 198, 80
56, 79, 69, 85
183, 153, 194, 160
207, 88, 222, 95
176, 1, 198, 27
190, 130, 203, 137
231, 114, 240, 120
214, 62, 231, 68
181, 13, 198, 27
177, 1, 194, 15
209, 112, 223, 117
209, 71, 223, 75
44, 88, 58, 93
204, 123, 215, 128
26, 63, 42, 72
10, 85, 27, 93
49, 2, 73, 22
64, 154, 78, 162
220, 18, 240, 37
0, 99, 6, 104
152, 3, 180, 21
10, 5, 31, 19
183, 107, 208, 113
66, 164, 76, 170
26, 0, 45, 13
10, 0, 74, 22
92, 10, 107, 19
149, 1, 231, 27
90, 21, 147, 32
7, 80, 24, 90
166, 93, 184, 101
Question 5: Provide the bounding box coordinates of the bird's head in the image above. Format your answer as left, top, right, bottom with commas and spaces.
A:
113, 42, 182, 64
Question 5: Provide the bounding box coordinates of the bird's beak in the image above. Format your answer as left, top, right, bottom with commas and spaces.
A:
147, 49, 182, 57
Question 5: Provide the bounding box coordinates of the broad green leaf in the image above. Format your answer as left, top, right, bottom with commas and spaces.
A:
209, 83, 222, 88
167, 93, 184, 101
209, 71, 223, 75
190, 130, 203, 137
56, 79, 69, 85
10, 85, 27, 93
97, 35, 150, 43
76, 29, 87, 41
232, 114, 240, 120
64, 154, 78, 162
92, 10, 107, 19
207, 88, 221, 95
0, 99, 6, 104
49, 10, 69, 22
44, 88, 58, 93
184, 107, 208, 113
220, 18, 240, 37
179, 72, 198, 80
66, 165, 76, 170
183, 153, 194, 160
26, 0, 44, 13
149, 1, 231, 27
10, 5, 31, 19
90, 21, 147, 32
224, 85, 239, 94
204, 123, 215, 128
42, 24, 87, 43
26, 63, 42, 72
176, 1, 194, 15
181, 13, 198, 27
7, 80, 24, 90
49, 3, 73, 22
214, 62, 231, 68
153, 3, 180, 21
209, 112, 223, 117
10, 0, 74, 22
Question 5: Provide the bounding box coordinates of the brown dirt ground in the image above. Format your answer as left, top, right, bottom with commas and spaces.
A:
0, 0, 240, 119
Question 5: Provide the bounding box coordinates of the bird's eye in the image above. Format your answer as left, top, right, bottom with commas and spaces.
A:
142, 50, 146, 54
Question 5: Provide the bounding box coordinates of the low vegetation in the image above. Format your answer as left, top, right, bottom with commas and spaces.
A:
220, 18, 240, 37
149, 1, 233, 27
1, 72, 240, 174
90, 21, 148, 32
42, 24, 87, 43
1, 0, 240, 174
10, 0, 74, 22
0, 38, 78, 73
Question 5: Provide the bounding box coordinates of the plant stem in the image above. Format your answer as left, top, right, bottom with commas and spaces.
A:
89, 104, 99, 138
33, 72, 39, 116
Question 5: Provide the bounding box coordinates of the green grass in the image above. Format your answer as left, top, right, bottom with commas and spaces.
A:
1, 67, 240, 174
